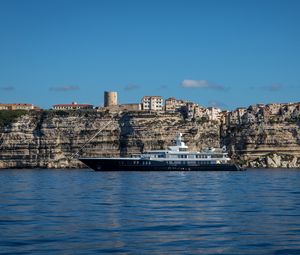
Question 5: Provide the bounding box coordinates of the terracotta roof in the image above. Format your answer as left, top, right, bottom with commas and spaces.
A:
53, 104, 93, 107
0, 103, 33, 106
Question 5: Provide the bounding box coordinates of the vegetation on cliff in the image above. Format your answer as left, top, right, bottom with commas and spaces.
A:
0, 110, 28, 127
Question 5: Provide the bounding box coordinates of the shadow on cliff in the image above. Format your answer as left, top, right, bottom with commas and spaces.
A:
118, 113, 144, 157
220, 124, 248, 160
33, 111, 47, 138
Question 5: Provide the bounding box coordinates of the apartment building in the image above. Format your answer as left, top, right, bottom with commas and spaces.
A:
141, 96, 164, 111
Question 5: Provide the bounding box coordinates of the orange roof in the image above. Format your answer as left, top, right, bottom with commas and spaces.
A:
53, 104, 93, 107
0, 103, 33, 106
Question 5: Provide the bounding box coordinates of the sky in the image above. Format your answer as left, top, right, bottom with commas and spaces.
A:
0, 0, 300, 110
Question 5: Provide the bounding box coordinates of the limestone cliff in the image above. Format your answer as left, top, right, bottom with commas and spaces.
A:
221, 102, 300, 168
1, 102, 300, 169
221, 122, 300, 168
0, 110, 220, 168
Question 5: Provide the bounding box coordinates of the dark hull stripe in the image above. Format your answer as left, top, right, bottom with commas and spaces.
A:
79, 158, 243, 171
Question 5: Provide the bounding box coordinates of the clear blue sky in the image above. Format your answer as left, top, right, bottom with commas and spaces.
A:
0, 0, 299, 109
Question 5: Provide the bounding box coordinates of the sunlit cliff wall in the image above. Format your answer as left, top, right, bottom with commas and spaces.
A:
1, 102, 300, 169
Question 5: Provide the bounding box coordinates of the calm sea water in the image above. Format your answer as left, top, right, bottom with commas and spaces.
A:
0, 169, 300, 255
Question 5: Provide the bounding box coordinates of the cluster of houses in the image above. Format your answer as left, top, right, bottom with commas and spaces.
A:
51, 93, 223, 121
226, 102, 300, 125
2, 91, 299, 124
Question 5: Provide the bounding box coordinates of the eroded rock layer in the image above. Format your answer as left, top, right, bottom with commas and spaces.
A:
1, 104, 300, 169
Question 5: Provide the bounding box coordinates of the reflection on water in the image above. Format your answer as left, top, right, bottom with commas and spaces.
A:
1, 169, 300, 254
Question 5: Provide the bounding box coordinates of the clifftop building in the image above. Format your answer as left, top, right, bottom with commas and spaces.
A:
141, 96, 163, 111
52, 102, 93, 110
119, 103, 142, 111
165, 97, 186, 112
104, 91, 118, 107
0, 103, 37, 110
206, 107, 222, 121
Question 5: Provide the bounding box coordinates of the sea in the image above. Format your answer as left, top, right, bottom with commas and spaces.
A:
0, 169, 300, 255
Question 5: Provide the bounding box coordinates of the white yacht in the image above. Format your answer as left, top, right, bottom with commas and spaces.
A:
79, 133, 242, 171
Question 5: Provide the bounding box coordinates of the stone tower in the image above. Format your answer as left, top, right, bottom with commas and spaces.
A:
104, 91, 118, 107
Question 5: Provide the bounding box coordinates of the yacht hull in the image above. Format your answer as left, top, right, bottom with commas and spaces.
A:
79, 158, 243, 171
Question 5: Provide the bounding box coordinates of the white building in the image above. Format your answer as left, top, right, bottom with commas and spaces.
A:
206, 107, 222, 121
165, 97, 186, 112
229, 107, 247, 125
141, 96, 164, 111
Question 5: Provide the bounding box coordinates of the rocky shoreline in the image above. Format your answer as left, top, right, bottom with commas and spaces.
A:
0, 102, 300, 169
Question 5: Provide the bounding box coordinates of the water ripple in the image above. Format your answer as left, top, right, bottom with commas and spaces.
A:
0, 169, 300, 254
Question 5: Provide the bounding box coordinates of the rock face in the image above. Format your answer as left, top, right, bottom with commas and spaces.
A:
221, 122, 300, 168
221, 102, 300, 168
0, 110, 220, 169
1, 102, 300, 169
